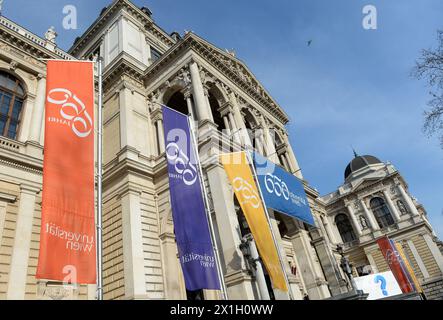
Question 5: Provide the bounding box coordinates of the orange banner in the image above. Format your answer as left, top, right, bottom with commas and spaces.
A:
221, 152, 288, 292
36, 61, 96, 284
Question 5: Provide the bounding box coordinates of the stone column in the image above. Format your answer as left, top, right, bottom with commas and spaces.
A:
382, 190, 401, 222
345, 204, 362, 237
120, 188, 147, 299
222, 116, 231, 136
184, 90, 196, 122
189, 61, 213, 122
289, 229, 331, 299
282, 134, 303, 180
280, 154, 290, 172
360, 200, 379, 231
406, 240, 430, 278
227, 112, 241, 145
205, 163, 255, 300
263, 126, 278, 163
156, 119, 165, 153
29, 74, 46, 143
422, 234, 443, 274
397, 185, 420, 216
323, 216, 338, 244
228, 92, 252, 147
284, 153, 295, 173
7, 185, 39, 300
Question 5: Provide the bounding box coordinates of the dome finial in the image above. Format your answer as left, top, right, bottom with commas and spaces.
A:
351, 145, 359, 158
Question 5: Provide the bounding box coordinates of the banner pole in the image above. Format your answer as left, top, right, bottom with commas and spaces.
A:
188, 116, 229, 300
96, 57, 104, 301
246, 151, 294, 300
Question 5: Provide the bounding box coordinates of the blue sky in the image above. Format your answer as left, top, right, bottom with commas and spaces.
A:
3, 0, 442, 237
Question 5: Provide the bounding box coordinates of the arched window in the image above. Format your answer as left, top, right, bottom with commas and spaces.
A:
370, 197, 395, 228
335, 214, 357, 243
0, 71, 25, 140
397, 200, 409, 216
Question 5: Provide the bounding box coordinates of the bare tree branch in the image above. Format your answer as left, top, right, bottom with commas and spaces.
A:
413, 30, 443, 148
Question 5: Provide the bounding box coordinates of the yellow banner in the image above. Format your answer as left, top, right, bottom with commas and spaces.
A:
220, 152, 288, 292
395, 243, 423, 293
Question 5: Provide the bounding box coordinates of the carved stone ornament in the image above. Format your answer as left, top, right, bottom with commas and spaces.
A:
44, 26, 57, 44
177, 68, 191, 86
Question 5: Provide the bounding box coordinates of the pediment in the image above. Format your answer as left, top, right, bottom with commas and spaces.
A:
145, 32, 290, 124
350, 177, 381, 193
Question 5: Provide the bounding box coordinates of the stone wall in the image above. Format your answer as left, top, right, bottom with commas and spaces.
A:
422, 277, 443, 300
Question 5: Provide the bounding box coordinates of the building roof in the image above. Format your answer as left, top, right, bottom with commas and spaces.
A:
344, 155, 382, 180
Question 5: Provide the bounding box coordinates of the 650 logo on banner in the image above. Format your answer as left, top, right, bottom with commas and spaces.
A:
264, 173, 307, 207
166, 142, 198, 186
47, 88, 93, 138
232, 177, 261, 209
264, 174, 290, 200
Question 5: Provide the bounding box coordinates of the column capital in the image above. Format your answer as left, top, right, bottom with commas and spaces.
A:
19, 184, 41, 195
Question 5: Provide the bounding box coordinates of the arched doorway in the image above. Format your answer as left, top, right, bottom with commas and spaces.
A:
165, 91, 188, 115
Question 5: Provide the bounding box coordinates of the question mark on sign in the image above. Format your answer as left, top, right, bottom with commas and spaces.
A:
374, 275, 388, 296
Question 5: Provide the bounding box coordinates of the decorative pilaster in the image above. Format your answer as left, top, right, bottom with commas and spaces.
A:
156, 119, 165, 154
28, 74, 46, 143
119, 86, 137, 153
406, 240, 430, 278
7, 185, 39, 300
422, 234, 443, 274
120, 188, 147, 299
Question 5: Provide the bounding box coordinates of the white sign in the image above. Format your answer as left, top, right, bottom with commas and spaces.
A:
354, 271, 402, 300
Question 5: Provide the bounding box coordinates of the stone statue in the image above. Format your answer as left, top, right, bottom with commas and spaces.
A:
45, 26, 57, 44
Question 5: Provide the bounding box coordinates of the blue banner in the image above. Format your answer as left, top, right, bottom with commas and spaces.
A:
253, 152, 315, 226
162, 106, 220, 291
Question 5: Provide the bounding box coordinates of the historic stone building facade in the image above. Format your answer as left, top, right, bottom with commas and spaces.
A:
0, 0, 441, 300
318, 154, 443, 300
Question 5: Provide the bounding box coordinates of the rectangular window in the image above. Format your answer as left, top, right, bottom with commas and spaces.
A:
150, 47, 161, 63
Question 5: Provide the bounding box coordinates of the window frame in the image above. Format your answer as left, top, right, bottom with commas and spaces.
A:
370, 197, 395, 228
0, 72, 26, 140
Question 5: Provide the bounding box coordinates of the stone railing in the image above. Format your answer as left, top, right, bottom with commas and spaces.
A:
0, 16, 73, 60
0, 135, 23, 153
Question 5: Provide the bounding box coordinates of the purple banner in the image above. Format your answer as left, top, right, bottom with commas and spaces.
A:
162, 106, 220, 291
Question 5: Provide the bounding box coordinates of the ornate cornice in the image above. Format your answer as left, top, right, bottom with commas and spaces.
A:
69, 0, 174, 56
0, 17, 72, 63
102, 53, 144, 94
